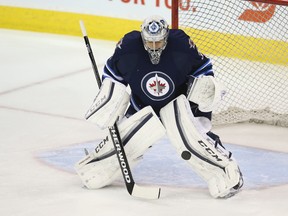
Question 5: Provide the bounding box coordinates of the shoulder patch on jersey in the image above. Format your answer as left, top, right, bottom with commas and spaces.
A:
141, 71, 175, 101
116, 38, 123, 49
188, 38, 205, 60
188, 38, 196, 49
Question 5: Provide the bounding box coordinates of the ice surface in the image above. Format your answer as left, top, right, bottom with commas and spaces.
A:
0, 29, 288, 216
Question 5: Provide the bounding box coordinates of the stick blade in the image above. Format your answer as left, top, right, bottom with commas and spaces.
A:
131, 184, 161, 200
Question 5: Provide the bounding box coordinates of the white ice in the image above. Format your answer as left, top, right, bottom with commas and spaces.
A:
0, 29, 288, 216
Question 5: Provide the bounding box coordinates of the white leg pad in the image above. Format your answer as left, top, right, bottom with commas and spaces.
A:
75, 106, 166, 189
160, 95, 242, 198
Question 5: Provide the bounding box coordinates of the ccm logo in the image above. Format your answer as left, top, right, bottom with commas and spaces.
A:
198, 140, 222, 162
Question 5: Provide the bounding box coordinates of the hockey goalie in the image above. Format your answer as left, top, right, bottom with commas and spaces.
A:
75, 15, 243, 199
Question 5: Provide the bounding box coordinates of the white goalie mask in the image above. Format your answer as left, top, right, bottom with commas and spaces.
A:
141, 15, 169, 64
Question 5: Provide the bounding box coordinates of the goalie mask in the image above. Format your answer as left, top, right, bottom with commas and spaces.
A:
141, 15, 169, 65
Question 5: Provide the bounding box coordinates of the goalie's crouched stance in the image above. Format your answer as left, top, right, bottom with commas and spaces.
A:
75, 79, 166, 189
160, 95, 243, 198
75, 78, 243, 198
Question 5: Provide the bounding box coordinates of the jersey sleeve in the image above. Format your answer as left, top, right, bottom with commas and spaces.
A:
170, 29, 214, 78
103, 55, 127, 85
102, 39, 128, 85
187, 38, 214, 77
102, 31, 141, 86
191, 55, 214, 77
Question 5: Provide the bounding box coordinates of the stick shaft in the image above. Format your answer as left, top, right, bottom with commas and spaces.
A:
80, 20, 102, 88
79, 20, 160, 199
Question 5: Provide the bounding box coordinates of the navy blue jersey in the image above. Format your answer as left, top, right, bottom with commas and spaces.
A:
103, 29, 214, 116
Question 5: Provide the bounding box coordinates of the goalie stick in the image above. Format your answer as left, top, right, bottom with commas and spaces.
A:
79, 20, 161, 199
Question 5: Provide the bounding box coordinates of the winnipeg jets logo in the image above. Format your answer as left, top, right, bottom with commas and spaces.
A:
141, 71, 175, 101
149, 74, 166, 95
148, 21, 160, 34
